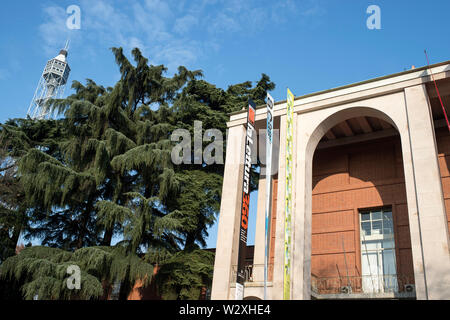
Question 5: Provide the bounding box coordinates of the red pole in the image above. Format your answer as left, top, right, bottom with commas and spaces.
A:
425, 50, 450, 132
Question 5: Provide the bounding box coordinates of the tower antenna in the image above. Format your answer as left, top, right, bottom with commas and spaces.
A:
64, 39, 70, 51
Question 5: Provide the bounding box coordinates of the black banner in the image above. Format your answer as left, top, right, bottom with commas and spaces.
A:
235, 99, 256, 299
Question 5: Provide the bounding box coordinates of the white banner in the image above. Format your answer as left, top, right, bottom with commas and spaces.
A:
235, 283, 244, 300
264, 93, 274, 300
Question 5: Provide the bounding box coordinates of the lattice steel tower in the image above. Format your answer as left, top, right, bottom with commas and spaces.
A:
27, 42, 71, 119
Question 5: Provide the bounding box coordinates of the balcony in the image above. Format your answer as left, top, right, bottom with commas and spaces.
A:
311, 274, 416, 300
229, 264, 415, 299
230, 264, 256, 283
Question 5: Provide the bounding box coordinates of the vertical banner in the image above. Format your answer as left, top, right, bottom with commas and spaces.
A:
264, 93, 274, 300
235, 99, 256, 300
284, 88, 294, 300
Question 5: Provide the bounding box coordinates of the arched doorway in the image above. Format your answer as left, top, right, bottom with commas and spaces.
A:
243, 296, 262, 300
286, 100, 429, 300
310, 115, 415, 299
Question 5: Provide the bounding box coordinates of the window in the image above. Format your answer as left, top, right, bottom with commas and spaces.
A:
359, 208, 398, 293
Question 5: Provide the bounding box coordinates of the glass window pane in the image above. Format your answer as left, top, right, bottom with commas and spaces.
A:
383, 226, 393, 235
382, 249, 398, 292
383, 217, 393, 228
372, 221, 382, 234
361, 222, 371, 236
382, 249, 396, 275
361, 213, 370, 221
383, 211, 393, 221
382, 211, 393, 235
363, 240, 379, 250
372, 211, 382, 220
383, 238, 395, 249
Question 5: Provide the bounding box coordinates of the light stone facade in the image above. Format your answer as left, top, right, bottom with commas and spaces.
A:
211, 62, 450, 300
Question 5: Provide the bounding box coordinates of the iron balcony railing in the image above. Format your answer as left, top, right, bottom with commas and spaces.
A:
311, 274, 416, 297
230, 263, 276, 283
229, 265, 416, 298
230, 264, 255, 283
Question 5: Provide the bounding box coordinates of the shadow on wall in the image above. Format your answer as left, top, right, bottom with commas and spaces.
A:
310, 131, 414, 290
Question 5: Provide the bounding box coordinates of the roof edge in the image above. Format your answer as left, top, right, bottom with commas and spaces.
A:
229, 60, 450, 116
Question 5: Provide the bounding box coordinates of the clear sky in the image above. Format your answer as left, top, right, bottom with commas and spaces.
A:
1, 0, 450, 248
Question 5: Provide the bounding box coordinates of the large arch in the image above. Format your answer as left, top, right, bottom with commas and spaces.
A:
305, 106, 398, 157
309, 112, 414, 297
270, 87, 450, 300
295, 105, 409, 300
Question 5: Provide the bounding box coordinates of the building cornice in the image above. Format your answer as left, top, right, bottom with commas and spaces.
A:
227, 60, 450, 128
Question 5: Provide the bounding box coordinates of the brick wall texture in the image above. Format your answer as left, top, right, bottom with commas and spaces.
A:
269, 129, 450, 285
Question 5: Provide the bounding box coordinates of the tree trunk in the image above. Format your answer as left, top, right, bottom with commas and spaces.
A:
100, 280, 112, 300
118, 266, 131, 301
102, 227, 113, 246
11, 224, 22, 253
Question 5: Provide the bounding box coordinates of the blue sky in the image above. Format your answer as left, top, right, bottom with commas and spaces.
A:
1, 0, 450, 248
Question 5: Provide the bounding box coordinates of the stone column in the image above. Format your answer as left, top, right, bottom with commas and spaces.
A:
211, 125, 246, 300
403, 84, 450, 299
291, 113, 312, 300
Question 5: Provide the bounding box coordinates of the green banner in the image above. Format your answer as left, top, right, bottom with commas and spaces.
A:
284, 88, 294, 300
